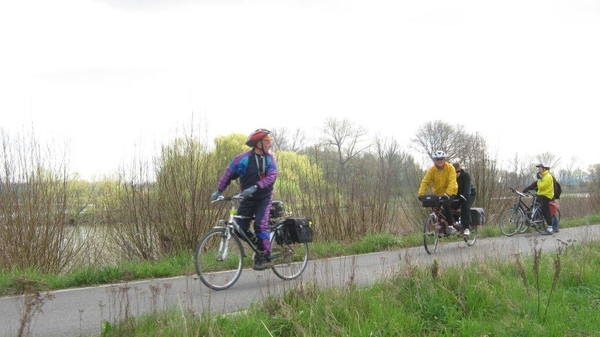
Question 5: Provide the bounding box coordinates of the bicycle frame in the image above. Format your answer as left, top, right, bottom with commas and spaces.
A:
513, 190, 537, 220
195, 194, 310, 290
500, 188, 549, 236
431, 206, 455, 235
214, 195, 265, 260
422, 197, 477, 254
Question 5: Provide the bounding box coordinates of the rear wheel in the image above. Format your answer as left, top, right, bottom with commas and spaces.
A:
532, 208, 551, 234
499, 207, 525, 236
423, 215, 439, 254
269, 227, 309, 280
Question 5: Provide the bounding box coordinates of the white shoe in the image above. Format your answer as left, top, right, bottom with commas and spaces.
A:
463, 228, 471, 236
547, 228, 553, 233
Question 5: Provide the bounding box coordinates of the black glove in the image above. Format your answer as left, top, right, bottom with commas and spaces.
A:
522, 188, 529, 194
242, 185, 258, 198
417, 195, 423, 201
442, 194, 451, 201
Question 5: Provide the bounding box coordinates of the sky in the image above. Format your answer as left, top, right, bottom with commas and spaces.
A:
1, 0, 599, 180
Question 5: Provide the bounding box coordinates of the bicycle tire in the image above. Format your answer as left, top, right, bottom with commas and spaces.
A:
269, 228, 309, 280
423, 214, 439, 254
532, 208, 551, 234
463, 224, 478, 246
499, 207, 525, 236
194, 227, 244, 290
518, 218, 531, 233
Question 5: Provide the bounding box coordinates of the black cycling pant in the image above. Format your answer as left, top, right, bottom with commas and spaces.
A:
538, 195, 553, 228
453, 195, 475, 228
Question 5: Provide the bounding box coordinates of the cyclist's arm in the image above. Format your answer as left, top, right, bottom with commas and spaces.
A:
522, 181, 537, 193
417, 169, 433, 196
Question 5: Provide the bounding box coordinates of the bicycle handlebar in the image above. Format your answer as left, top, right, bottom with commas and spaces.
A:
508, 187, 534, 198
211, 194, 245, 203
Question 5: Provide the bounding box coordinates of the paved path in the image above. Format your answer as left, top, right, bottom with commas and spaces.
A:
1, 225, 599, 337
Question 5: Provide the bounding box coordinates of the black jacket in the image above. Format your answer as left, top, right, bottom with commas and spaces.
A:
457, 170, 474, 199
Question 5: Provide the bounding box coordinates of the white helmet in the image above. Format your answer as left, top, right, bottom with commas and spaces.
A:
432, 150, 447, 159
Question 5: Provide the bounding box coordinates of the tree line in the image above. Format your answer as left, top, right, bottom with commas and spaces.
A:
1, 120, 599, 274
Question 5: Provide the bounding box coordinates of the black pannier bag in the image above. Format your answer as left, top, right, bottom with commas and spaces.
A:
270, 201, 285, 218
420, 195, 440, 208
470, 208, 485, 226
284, 217, 314, 243
274, 220, 287, 245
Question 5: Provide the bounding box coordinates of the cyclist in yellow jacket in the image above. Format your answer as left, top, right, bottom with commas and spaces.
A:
522, 163, 555, 233
418, 150, 468, 236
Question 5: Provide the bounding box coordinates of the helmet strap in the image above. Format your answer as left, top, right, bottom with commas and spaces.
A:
254, 141, 265, 155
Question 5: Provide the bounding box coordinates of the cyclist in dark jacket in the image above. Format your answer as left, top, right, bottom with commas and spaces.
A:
452, 162, 475, 231
211, 129, 278, 270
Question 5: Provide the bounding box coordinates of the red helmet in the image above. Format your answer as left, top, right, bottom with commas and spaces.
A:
245, 128, 272, 147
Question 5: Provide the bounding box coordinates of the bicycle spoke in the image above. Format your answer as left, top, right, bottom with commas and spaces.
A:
500, 208, 524, 236
195, 228, 244, 290
270, 228, 309, 280
532, 208, 551, 234
423, 215, 439, 254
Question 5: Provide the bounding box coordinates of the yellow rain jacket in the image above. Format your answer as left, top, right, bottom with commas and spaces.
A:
418, 162, 458, 197
536, 169, 554, 199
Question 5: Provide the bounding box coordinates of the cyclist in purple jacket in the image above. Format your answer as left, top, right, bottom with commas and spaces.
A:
211, 129, 278, 270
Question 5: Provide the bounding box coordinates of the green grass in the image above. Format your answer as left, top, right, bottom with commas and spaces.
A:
1, 214, 598, 297
101, 240, 600, 336
3, 214, 599, 336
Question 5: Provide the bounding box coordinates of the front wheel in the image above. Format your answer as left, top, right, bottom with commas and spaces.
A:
269, 227, 309, 280
423, 214, 439, 254
194, 228, 244, 290
499, 207, 525, 236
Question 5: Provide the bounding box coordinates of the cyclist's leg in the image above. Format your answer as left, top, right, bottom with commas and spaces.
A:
539, 196, 553, 230
253, 196, 272, 255
236, 201, 259, 245
442, 197, 459, 229
461, 195, 475, 229
550, 201, 560, 232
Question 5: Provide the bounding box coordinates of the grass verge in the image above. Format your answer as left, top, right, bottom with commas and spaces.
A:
1, 214, 598, 297
103, 239, 600, 336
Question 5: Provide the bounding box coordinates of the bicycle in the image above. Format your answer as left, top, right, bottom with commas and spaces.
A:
499, 187, 551, 236
421, 195, 478, 254
194, 194, 309, 290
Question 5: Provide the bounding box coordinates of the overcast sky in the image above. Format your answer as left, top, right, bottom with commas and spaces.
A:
1, 0, 599, 180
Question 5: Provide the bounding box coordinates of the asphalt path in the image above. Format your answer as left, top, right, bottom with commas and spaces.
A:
1, 224, 599, 337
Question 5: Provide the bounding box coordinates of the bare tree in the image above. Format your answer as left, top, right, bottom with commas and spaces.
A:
410, 120, 465, 161
270, 127, 307, 152
534, 152, 560, 170
320, 117, 371, 183
373, 135, 403, 193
